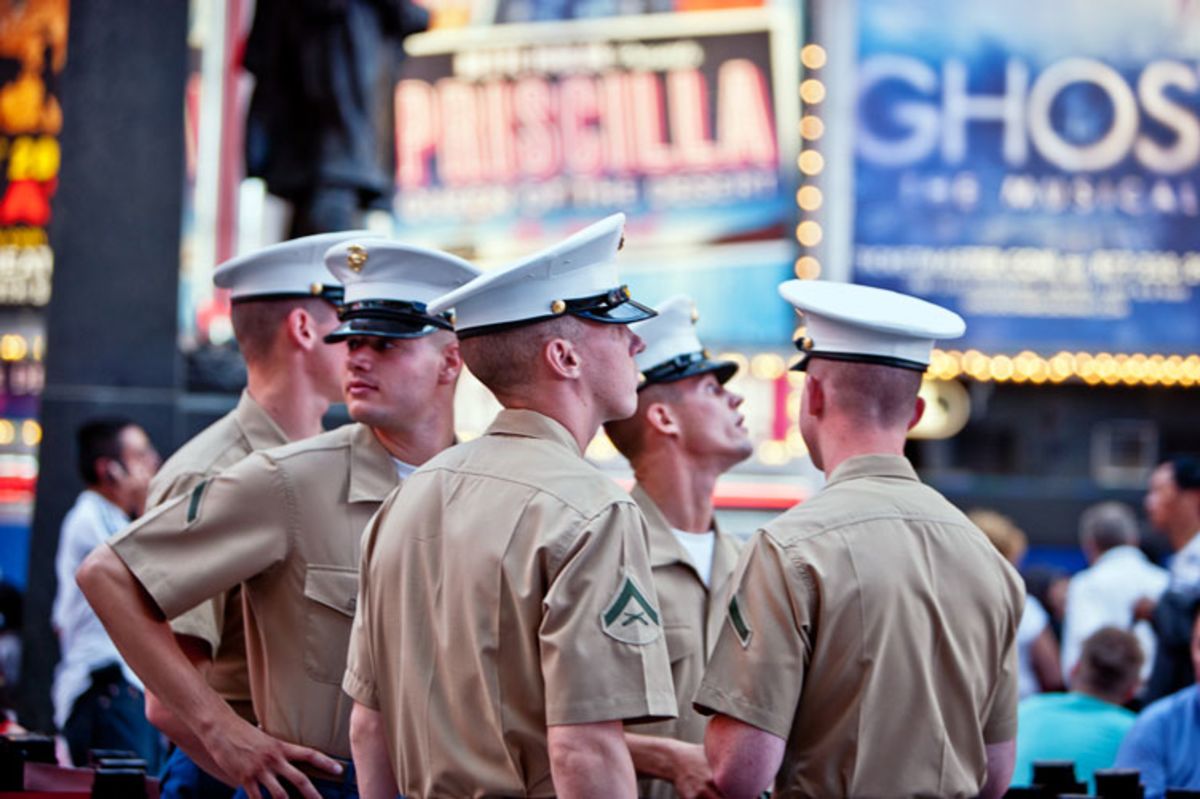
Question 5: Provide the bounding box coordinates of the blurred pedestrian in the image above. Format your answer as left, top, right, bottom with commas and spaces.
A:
1061, 502, 1168, 685
52, 417, 161, 767
1114, 606, 1200, 799
973, 509, 1064, 697
1013, 627, 1142, 792
1136, 456, 1200, 703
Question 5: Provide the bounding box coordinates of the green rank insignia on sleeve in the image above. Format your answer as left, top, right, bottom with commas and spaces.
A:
728, 595, 753, 648
601, 573, 661, 645
186, 479, 209, 525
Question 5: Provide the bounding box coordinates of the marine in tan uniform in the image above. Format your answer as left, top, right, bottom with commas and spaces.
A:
344, 214, 676, 799
77, 241, 479, 799
142, 233, 358, 799
695, 281, 1025, 799
602, 295, 751, 799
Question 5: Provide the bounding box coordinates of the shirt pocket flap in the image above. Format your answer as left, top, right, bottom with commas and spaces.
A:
303, 566, 358, 617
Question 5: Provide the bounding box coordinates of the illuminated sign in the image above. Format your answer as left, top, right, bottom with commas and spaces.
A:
394, 10, 796, 253
852, 0, 1200, 356
0, 0, 65, 308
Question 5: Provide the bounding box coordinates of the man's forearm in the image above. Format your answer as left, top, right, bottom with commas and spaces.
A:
350, 703, 398, 799
549, 721, 636, 799
704, 714, 784, 799
977, 740, 1016, 799
145, 637, 234, 786
624, 732, 680, 780
76, 545, 236, 737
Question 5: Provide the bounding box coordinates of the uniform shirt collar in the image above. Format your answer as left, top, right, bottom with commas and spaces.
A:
349, 422, 401, 503
825, 453, 919, 487
485, 409, 582, 455
235, 390, 291, 450
632, 484, 735, 587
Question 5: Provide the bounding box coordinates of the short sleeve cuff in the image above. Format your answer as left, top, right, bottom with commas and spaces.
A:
108, 537, 190, 620
168, 601, 222, 652
983, 712, 1017, 744
342, 667, 379, 710
546, 689, 677, 727
693, 681, 795, 739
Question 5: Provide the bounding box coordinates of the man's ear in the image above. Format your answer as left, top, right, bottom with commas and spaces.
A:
644, 401, 680, 438
438, 338, 464, 385
907, 395, 926, 431
285, 307, 318, 351
804, 373, 824, 418
544, 337, 582, 380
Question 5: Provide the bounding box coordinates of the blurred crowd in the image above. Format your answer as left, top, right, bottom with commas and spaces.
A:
972, 456, 1200, 795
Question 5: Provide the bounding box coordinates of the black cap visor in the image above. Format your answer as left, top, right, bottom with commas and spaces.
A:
324, 300, 452, 343
640, 351, 738, 390
568, 286, 657, 325
232, 283, 344, 307
455, 286, 657, 339
790, 349, 928, 372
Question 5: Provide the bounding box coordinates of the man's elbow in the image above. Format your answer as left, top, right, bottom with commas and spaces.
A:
978, 739, 1016, 799
75, 544, 121, 605
144, 690, 176, 737
350, 703, 384, 747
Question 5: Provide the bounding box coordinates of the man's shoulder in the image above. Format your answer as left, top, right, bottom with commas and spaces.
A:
59, 491, 103, 536
413, 434, 629, 518
1137, 684, 1199, 728
150, 411, 249, 501
256, 424, 356, 472
763, 474, 970, 543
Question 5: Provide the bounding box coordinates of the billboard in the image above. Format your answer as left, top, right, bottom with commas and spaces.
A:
852, 0, 1200, 356
393, 7, 800, 344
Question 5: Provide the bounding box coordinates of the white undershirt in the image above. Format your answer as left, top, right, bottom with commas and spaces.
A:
672, 528, 716, 587
392, 459, 418, 480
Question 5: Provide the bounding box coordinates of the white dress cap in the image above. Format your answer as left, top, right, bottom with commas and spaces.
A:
428, 213, 656, 337
632, 295, 738, 388
213, 230, 370, 303
323, 238, 481, 341
778, 280, 966, 371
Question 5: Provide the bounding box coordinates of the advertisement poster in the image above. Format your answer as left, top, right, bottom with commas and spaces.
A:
853, 0, 1200, 355
393, 7, 799, 345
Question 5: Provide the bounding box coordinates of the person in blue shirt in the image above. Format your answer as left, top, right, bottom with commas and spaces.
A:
1116, 607, 1200, 799
1014, 626, 1143, 792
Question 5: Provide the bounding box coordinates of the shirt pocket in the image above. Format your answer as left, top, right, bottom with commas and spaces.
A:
302, 565, 358, 685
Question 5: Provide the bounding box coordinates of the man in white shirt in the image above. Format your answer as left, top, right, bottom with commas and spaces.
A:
604, 295, 753, 799
1061, 502, 1168, 684
52, 417, 161, 767
1138, 456, 1200, 703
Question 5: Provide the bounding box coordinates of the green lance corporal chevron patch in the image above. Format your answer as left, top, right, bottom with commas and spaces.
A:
728, 595, 753, 648
600, 573, 662, 645
186, 479, 209, 524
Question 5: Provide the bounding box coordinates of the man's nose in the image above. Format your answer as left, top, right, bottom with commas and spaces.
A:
629, 331, 645, 356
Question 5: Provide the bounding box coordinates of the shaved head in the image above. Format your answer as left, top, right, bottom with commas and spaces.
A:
809, 359, 923, 428
604, 380, 686, 460
230, 297, 335, 364
459, 316, 585, 395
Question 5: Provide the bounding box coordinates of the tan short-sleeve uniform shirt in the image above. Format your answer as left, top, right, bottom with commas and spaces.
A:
146, 390, 289, 722
112, 422, 398, 758
695, 455, 1024, 799
343, 409, 676, 798
629, 486, 740, 799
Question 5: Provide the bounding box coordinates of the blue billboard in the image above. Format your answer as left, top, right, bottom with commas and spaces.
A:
852, 0, 1200, 355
